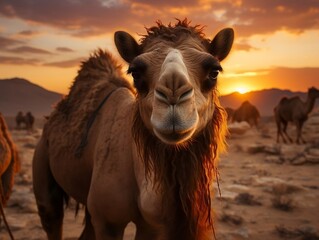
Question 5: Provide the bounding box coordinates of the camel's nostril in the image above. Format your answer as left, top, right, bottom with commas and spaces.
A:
155, 89, 168, 102
179, 89, 194, 102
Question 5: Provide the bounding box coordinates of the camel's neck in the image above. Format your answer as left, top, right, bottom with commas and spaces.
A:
304, 95, 317, 115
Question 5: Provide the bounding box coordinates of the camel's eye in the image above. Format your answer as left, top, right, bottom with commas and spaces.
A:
128, 67, 141, 81
201, 56, 222, 91
201, 68, 221, 91
128, 59, 147, 93
209, 70, 219, 80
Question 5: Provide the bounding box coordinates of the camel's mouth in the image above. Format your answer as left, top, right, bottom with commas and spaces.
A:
150, 107, 199, 145
153, 127, 195, 145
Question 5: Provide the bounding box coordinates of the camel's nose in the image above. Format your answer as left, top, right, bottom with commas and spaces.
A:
155, 71, 194, 105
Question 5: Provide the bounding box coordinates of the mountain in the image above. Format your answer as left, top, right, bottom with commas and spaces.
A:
0, 78, 316, 117
0, 78, 63, 117
219, 88, 311, 116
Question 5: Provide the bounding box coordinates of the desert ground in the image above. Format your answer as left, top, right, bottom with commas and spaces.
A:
1, 109, 319, 240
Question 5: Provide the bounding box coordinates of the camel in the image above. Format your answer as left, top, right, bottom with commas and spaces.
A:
15, 111, 24, 129
32, 19, 234, 240
0, 113, 20, 238
224, 107, 235, 122
274, 87, 319, 144
15, 111, 34, 130
232, 101, 260, 127
25, 112, 35, 130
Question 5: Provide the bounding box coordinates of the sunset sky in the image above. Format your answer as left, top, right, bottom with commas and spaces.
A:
0, 0, 318, 95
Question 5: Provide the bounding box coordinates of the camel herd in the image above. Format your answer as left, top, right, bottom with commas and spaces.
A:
0, 19, 318, 240
227, 87, 319, 144
15, 111, 34, 131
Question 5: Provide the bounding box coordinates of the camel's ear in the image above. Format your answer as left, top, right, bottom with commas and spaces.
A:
209, 28, 234, 61
114, 31, 140, 63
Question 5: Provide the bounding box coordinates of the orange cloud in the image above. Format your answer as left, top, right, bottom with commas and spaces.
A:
0, 36, 23, 47
6, 46, 53, 54
56, 47, 74, 53
43, 57, 85, 68
0, 56, 41, 65
0, 0, 317, 39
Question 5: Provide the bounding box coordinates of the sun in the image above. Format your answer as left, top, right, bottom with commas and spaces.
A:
236, 86, 250, 94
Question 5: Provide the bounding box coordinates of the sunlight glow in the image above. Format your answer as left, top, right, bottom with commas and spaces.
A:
236, 87, 249, 94
235, 86, 250, 94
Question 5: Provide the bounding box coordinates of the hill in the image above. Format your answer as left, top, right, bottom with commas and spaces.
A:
0, 78, 316, 117
219, 88, 313, 116
0, 78, 63, 117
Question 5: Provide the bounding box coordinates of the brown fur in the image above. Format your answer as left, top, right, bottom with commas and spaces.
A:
56, 49, 134, 116
46, 50, 135, 157
141, 19, 209, 50
0, 113, 20, 205
133, 93, 227, 239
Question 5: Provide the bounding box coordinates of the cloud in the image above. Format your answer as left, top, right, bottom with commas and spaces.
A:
0, 56, 41, 65
56, 47, 74, 52
0, 36, 24, 48
219, 0, 319, 36
0, 0, 135, 36
0, 0, 318, 39
43, 57, 85, 68
7, 46, 53, 54
17, 30, 39, 36
131, 0, 197, 7
234, 42, 258, 52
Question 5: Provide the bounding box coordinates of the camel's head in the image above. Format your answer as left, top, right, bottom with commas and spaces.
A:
115, 20, 234, 145
308, 87, 319, 99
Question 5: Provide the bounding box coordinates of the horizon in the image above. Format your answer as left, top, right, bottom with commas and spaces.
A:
0, 0, 319, 95
0, 77, 311, 97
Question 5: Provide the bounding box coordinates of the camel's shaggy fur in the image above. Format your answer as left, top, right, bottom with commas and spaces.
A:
133, 94, 227, 238
0, 113, 20, 205
33, 19, 233, 240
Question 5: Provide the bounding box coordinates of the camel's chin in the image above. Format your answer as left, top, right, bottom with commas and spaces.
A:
153, 128, 195, 145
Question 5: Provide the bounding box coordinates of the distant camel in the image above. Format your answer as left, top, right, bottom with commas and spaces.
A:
0, 113, 20, 206
274, 87, 319, 144
232, 101, 260, 127
25, 112, 35, 130
15, 111, 34, 130
15, 111, 24, 129
32, 19, 233, 240
225, 107, 235, 121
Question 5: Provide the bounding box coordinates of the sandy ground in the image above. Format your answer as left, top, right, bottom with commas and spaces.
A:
0, 111, 318, 240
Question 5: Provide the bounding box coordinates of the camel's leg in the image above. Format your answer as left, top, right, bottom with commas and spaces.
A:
296, 121, 306, 144
282, 121, 293, 143
79, 208, 96, 240
276, 120, 286, 143
91, 221, 125, 240
134, 218, 159, 240
32, 138, 64, 240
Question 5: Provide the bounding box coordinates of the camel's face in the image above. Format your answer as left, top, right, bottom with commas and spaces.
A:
115, 27, 234, 145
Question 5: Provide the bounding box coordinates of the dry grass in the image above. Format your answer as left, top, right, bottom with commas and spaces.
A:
234, 192, 262, 206
271, 183, 297, 211
272, 195, 294, 211
275, 225, 319, 240
219, 212, 243, 225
